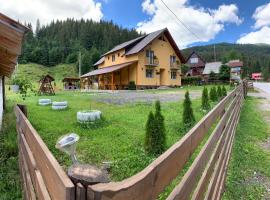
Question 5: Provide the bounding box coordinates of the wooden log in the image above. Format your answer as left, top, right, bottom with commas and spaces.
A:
15, 106, 75, 200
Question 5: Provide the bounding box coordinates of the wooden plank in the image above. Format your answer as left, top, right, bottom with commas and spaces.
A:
204, 93, 242, 200
166, 93, 238, 200
88, 86, 242, 200
35, 170, 52, 200
15, 106, 75, 200
76, 183, 86, 200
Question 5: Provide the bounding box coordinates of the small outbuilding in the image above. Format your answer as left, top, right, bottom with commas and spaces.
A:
62, 77, 80, 90
202, 62, 222, 82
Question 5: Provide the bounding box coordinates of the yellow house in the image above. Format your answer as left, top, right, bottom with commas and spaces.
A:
81, 28, 185, 90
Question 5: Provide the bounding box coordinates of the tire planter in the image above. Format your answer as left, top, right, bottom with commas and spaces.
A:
52, 101, 68, 110
77, 110, 102, 123
39, 99, 52, 106
11, 85, 20, 93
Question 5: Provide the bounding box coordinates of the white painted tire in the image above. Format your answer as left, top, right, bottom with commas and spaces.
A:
52, 101, 68, 106
52, 105, 68, 110
77, 110, 102, 123
39, 99, 51, 106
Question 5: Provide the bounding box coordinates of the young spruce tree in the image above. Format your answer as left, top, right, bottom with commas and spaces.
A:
144, 101, 166, 155
222, 86, 227, 97
217, 86, 223, 99
201, 87, 210, 111
210, 87, 218, 102
183, 91, 195, 129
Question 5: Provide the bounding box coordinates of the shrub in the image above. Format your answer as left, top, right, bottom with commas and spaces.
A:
183, 91, 195, 129
210, 87, 218, 102
144, 101, 166, 155
181, 76, 202, 85
128, 81, 136, 90
201, 87, 210, 111
217, 86, 223, 99
222, 86, 227, 97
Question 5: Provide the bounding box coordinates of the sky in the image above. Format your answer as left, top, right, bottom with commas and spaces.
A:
2, 0, 270, 48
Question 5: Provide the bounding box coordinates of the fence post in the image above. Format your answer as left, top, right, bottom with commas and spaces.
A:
17, 104, 28, 118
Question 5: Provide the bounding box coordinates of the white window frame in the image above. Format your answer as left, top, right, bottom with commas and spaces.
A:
190, 57, 198, 63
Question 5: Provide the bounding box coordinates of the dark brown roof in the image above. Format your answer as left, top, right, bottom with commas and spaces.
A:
0, 13, 28, 77
227, 60, 243, 67
95, 28, 185, 65
39, 74, 55, 82
62, 77, 80, 82
81, 61, 136, 77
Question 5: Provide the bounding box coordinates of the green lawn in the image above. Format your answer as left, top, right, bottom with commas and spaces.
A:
223, 97, 270, 200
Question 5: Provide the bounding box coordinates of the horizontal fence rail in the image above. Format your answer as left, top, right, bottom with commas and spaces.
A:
15, 82, 247, 200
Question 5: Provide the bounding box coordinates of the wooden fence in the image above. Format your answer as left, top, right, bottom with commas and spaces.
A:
15, 82, 246, 200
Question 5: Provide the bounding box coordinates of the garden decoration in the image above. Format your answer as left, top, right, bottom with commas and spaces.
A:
38, 99, 51, 106
77, 110, 102, 123
56, 133, 109, 186
52, 101, 68, 110
56, 133, 80, 164
38, 74, 55, 95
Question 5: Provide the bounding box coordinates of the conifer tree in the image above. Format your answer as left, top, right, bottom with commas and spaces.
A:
183, 91, 195, 129
222, 86, 227, 97
201, 87, 210, 111
144, 101, 166, 155
210, 87, 218, 102
217, 86, 223, 99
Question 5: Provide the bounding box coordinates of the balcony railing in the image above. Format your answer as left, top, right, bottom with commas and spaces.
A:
145, 57, 159, 67
170, 61, 181, 69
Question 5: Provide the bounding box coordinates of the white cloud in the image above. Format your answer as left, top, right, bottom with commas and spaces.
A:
253, 2, 270, 29
237, 2, 270, 44
1, 0, 103, 30
237, 26, 270, 44
137, 0, 242, 48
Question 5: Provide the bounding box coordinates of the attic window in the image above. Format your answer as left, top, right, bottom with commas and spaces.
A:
158, 36, 166, 41
107, 56, 110, 60
112, 54, 115, 62
190, 57, 198, 63
118, 53, 120, 57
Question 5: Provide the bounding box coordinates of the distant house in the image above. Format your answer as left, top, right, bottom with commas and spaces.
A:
202, 62, 222, 81
81, 28, 185, 90
0, 13, 27, 127
227, 60, 243, 81
252, 73, 262, 81
185, 52, 205, 76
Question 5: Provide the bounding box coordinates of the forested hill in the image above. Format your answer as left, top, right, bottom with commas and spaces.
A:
182, 43, 270, 77
20, 19, 142, 74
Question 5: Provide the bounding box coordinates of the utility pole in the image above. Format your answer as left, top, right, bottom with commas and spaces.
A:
78, 51, 82, 77
214, 44, 216, 62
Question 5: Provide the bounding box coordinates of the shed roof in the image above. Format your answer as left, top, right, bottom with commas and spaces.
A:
227, 60, 243, 67
81, 61, 136, 78
0, 13, 28, 77
62, 77, 80, 82
203, 62, 222, 75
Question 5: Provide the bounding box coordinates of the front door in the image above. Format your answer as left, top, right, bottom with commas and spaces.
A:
160, 69, 166, 86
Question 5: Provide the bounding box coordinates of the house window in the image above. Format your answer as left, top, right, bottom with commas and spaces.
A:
107, 56, 110, 60
146, 49, 155, 64
170, 55, 176, 64
146, 69, 154, 78
118, 53, 120, 57
190, 57, 198, 63
112, 54, 115, 62
171, 71, 177, 79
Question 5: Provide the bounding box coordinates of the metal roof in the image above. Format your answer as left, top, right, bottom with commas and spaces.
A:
203, 62, 222, 75
94, 57, 105, 66
81, 61, 136, 77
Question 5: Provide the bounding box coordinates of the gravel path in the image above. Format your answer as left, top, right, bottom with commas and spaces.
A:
89, 90, 202, 104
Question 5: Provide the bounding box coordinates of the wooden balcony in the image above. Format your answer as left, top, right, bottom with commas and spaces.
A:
170, 61, 181, 69
145, 57, 159, 67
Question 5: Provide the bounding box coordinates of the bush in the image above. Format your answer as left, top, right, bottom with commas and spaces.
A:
222, 86, 227, 97
144, 101, 166, 155
181, 76, 202, 85
128, 81, 136, 90
183, 91, 195, 129
201, 87, 210, 111
210, 87, 218, 102
217, 86, 223, 99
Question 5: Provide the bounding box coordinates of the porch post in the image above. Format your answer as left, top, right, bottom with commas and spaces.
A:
111, 72, 114, 90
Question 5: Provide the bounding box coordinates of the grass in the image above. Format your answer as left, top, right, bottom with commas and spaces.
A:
0, 99, 22, 200
223, 97, 270, 200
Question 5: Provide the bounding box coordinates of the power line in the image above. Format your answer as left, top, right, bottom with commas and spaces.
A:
159, 0, 203, 41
